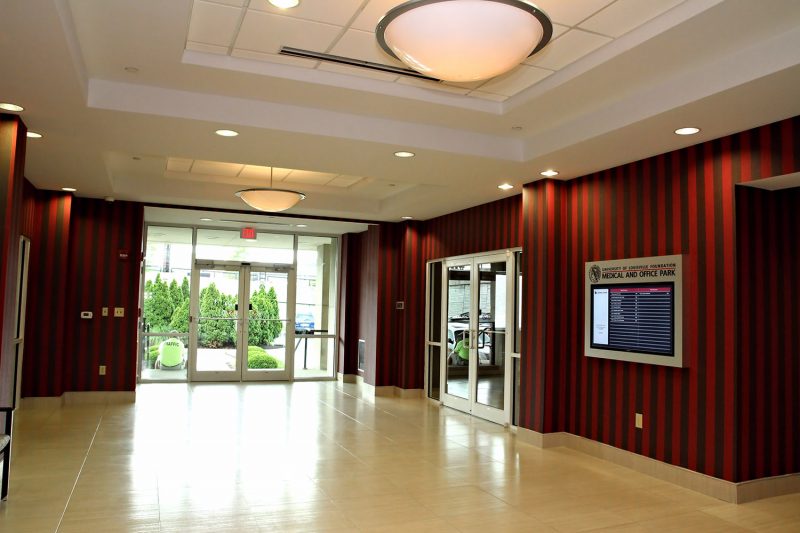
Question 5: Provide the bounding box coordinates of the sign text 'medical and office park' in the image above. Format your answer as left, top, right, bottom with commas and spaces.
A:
584, 254, 685, 368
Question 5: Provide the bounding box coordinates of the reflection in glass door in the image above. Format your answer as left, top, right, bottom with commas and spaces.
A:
190, 263, 295, 382
193, 266, 242, 380
440, 252, 513, 425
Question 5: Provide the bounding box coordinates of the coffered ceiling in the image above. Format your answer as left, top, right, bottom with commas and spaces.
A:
2, 0, 800, 222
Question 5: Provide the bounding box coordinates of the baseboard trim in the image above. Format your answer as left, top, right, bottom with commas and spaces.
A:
21, 391, 135, 408
64, 391, 135, 405
337, 373, 358, 384
515, 427, 799, 503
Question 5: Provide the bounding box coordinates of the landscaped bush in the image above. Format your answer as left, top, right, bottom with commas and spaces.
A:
147, 345, 159, 366
247, 345, 280, 369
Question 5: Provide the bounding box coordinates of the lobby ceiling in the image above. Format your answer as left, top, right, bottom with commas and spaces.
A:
2, 0, 800, 221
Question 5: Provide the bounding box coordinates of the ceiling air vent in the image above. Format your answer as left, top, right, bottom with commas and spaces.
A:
279, 46, 440, 82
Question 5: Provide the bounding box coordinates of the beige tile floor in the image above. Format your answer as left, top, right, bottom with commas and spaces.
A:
1, 382, 799, 532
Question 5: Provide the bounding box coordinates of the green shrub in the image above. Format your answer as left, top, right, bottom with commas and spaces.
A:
147, 345, 159, 365
247, 345, 280, 369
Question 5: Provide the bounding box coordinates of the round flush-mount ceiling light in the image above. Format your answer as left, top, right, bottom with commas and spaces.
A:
675, 127, 700, 135
215, 129, 239, 137
394, 151, 415, 158
498, 183, 514, 190
540, 169, 559, 177
26, 131, 42, 139
376, 0, 552, 82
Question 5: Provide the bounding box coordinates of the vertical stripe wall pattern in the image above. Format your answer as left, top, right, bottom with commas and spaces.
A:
0, 114, 26, 407
21, 188, 72, 397
19, 189, 143, 397
736, 186, 800, 481
521, 116, 800, 482
63, 199, 143, 392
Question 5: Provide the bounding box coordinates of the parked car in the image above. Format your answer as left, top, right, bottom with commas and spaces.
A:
295, 312, 315, 333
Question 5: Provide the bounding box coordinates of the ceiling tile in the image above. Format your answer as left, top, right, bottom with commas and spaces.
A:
239, 165, 273, 179
467, 91, 508, 103
205, 0, 246, 6
396, 77, 472, 95
580, 0, 685, 38
284, 170, 337, 185
526, 29, 612, 70
192, 160, 245, 176
235, 10, 341, 55
231, 48, 319, 68
167, 158, 193, 172
328, 176, 363, 188
534, 0, 615, 26
317, 62, 399, 82
249, 0, 364, 26
329, 28, 406, 68
351, 0, 402, 32
187, 0, 242, 47
478, 65, 554, 97
186, 41, 229, 55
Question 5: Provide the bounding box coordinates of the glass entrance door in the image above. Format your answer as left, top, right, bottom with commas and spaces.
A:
441, 253, 512, 425
190, 263, 294, 382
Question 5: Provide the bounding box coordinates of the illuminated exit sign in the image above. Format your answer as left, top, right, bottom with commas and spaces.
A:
240, 227, 257, 240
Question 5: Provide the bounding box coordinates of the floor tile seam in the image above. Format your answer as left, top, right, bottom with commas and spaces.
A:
53, 413, 104, 533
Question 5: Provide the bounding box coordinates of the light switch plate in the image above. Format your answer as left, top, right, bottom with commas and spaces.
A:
102, 307, 109, 317
114, 307, 124, 317
635, 413, 643, 429
99, 365, 106, 376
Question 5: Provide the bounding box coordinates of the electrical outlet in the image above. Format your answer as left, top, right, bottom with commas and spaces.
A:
114, 307, 124, 317
635, 412, 643, 429
102, 307, 109, 317
99, 365, 106, 376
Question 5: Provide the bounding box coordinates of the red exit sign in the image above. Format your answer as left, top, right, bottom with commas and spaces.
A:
240, 227, 257, 240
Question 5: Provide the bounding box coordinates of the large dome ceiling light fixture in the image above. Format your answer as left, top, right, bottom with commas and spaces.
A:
376, 0, 552, 83
235, 167, 306, 212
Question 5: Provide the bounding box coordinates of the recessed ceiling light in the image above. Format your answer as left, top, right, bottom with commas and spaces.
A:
26, 131, 42, 139
215, 129, 239, 137
401, 216, 413, 220
0, 103, 24, 112
124, 66, 139, 73
498, 183, 514, 190
394, 151, 415, 158
540, 169, 559, 177
675, 127, 700, 135
269, 0, 300, 7
62, 187, 77, 192
511, 126, 523, 131
296, 224, 308, 228
200, 218, 213, 222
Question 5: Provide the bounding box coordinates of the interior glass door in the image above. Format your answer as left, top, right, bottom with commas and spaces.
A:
441, 253, 512, 425
191, 265, 242, 381
242, 266, 294, 381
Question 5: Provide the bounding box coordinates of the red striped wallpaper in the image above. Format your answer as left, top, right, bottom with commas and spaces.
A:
21, 188, 72, 397
520, 116, 800, 482
63, 199, 143, 392
736, 186, 800, 481
0, 114, 26, 407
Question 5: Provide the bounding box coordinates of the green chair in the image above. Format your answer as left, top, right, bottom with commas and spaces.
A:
156, 338, 185, 369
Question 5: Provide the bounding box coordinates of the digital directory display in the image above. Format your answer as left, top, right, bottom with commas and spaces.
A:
584, 255, 683, 367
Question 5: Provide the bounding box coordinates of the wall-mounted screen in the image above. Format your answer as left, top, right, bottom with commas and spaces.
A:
584, 255, 683, 367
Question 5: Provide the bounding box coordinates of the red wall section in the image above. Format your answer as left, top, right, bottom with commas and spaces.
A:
63, 199, 143, 392
21, 187, 72, 397
0, 114, 26, 407
736, 186, 800, 481
521, 116, 800, 482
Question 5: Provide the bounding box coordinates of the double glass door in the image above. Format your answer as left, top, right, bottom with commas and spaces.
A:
190, 262, 295, 381
441, 253, 512, 424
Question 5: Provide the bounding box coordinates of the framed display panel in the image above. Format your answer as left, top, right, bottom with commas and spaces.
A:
584, 254, 684, 367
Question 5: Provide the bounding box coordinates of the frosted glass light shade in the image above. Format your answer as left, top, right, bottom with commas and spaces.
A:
235, 189, 305, 212
376, 0, 552, 82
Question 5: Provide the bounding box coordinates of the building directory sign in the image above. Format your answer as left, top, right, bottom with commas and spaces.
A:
584, 255, 684, 367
